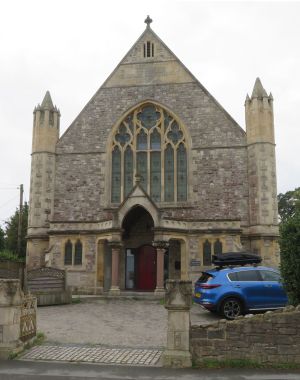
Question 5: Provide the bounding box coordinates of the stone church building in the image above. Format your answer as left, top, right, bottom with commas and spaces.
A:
26, 17, 279, 294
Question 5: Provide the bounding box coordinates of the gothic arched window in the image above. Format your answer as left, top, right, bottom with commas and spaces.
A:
214, 239, 223, 255
64, 240, 72, 265
203, 240, 212, 266
74, 240, 83, 266
111, 103, 188, 203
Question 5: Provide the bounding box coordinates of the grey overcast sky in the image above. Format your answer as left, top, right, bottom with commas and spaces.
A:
0, 0, 299, 228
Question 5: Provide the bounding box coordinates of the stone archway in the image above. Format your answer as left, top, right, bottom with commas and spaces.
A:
121, 206, 155, 291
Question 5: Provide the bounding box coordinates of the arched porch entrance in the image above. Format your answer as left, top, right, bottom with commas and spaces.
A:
122, 206, 158, 291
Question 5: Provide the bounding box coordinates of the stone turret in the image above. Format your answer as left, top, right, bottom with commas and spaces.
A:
245, 78, 279, 266
26, 91, 60, 269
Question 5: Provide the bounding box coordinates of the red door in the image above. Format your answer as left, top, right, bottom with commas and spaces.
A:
136, 245, 156, 290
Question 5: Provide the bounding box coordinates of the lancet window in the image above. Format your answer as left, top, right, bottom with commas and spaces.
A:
64, 239, 83, 266
111, 103, 187, 203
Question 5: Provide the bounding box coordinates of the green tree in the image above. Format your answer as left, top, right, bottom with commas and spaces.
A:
280, 212, 300, 305
278, 187, 300, 222
0, 226, 5, 251
4, 202, 28, 258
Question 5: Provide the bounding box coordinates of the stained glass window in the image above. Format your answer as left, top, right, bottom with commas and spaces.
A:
164, 111, 172, 129
137, 152, 147, 189
177, 143, 187, 201
214, 239, 222, 255
64, 240, 72, 265
137, 105, 160, 129
165, 144, 174, 201
74, 240, 82, 265
115, 125, 130, 146
203, 240, 212, 266
111, 103, 187, 203
150, 129, 160, 149
111, 146, 121, 203
150, 152, 161, 201
167, 122, 183, 145
125, 115, 134, 133
124, 147, 133, 197
137, 130, 147, 150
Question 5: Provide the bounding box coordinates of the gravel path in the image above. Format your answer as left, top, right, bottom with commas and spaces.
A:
37, 299, 220, 348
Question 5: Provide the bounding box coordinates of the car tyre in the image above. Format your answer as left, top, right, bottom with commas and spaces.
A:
220, 297, 243, 320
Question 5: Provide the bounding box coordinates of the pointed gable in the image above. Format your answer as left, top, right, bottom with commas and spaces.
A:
103, 24, 196, 88
117, 183, 159, 227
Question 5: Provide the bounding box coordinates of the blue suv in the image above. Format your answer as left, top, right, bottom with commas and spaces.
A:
193, 265, 288, 319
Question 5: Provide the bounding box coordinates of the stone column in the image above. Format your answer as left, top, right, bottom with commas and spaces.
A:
0, 280, 24, 359
109, 242, 122, 296
162, 280, 192, 368
153, 241, 168, 295
95, 240, 105, 295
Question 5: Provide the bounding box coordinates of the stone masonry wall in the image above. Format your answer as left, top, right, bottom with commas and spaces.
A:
248, 143, 278, 228
54, 82, 248, 223
191, 305, 300, 365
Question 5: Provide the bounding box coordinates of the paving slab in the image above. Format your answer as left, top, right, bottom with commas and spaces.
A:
21, 298, 220, 367
36, 298, 219, 348
20, 345, 162, 366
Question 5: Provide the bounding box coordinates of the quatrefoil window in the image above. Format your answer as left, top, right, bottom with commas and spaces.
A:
167, 122, 183, 145
115, 125, 131, 146
137, 105, 160, 129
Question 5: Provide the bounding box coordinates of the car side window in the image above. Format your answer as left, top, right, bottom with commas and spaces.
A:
228, 272, 238, 281
236, 270, 261, 281
259, 270, 281, 282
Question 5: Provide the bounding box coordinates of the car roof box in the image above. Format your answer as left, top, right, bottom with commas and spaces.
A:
212, 252, 262, 267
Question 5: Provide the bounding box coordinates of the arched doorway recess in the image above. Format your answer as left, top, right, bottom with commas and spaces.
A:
122, 205, 157, 291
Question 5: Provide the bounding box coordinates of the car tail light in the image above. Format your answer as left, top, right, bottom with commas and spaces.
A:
199, 284, 221, 289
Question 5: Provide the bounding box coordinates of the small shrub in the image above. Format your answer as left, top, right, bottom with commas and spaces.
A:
72, 297, 81, 304
0, 250, 25, 263
280, 213, 300, 306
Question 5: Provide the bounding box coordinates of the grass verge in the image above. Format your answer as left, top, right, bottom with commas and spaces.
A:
72, 297, 81, 304
8, 332, 46, 360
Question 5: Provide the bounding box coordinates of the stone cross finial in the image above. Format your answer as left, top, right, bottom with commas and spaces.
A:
144, 15, 153, 27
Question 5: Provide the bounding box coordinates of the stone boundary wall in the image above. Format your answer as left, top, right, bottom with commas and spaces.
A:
0, 260, 24, 286
191, 305, 300, 365
0, 279, 37, 359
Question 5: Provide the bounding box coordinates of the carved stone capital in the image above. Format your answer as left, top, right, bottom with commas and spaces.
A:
164, 280, 192, 310
108, 241, 122, 250
153, 240, 169, 250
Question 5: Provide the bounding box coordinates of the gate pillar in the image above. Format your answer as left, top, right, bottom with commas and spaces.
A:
162, 279, 192, 368
0, 279, 37, 359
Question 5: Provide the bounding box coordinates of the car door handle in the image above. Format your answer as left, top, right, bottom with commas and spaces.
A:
234, 285, 241, 288
264, 284, 272, 287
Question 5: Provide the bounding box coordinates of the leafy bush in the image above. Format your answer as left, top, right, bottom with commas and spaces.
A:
280, 212, 300, 306
0, 250, 25, 263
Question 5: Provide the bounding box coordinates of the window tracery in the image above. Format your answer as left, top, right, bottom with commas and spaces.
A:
111, 103, 187, 203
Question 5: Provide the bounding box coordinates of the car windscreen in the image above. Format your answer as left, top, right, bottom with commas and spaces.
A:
197, 272, 214, 283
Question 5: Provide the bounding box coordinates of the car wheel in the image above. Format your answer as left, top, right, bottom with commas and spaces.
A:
220, 297, 243, 320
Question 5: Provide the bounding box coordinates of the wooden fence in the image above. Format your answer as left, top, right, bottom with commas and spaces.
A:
25, 267, 72, 305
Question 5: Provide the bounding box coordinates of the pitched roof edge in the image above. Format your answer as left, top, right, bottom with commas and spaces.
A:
57, 26, 245, 144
